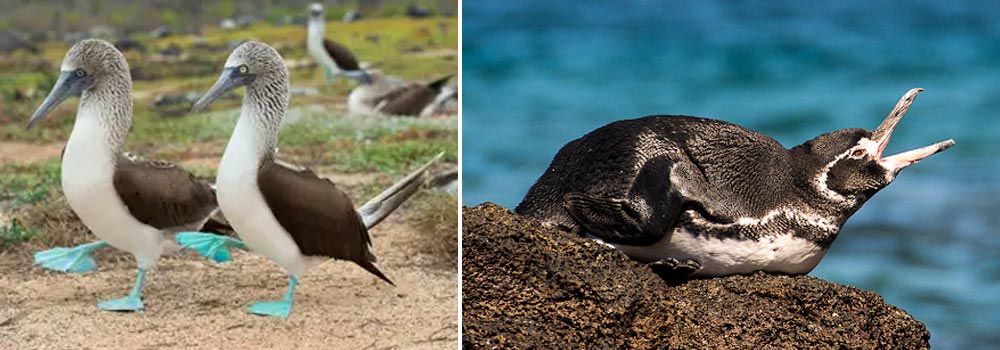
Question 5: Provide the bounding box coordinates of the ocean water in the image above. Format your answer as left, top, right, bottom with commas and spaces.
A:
462, 1, 1000, 348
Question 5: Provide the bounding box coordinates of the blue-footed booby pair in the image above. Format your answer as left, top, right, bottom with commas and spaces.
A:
178, 41, 439, 318
26, 39, 228, 312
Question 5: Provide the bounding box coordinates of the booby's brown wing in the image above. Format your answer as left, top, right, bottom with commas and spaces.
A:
112, 155, 217, 230
257, 161, 390, 283
322, 39, 362, 71
373, 84, 437, 116
372, 74, 454, 115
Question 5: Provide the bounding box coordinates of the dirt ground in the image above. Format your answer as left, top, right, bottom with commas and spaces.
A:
0, 204, 458, 350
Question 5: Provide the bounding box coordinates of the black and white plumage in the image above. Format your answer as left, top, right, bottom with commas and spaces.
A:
516, 88, 954, 278
307, 3, 369, 83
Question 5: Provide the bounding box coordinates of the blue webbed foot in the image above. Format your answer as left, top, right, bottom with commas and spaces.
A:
98, 268, 147, 312
176, 232, 246, 263
33, 241, 108, 273
248, 300, 293, 318
248, 276, 298, 318
97, 295, 145, 312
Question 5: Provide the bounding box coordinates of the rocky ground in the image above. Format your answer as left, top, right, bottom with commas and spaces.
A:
462, 202, 931, 349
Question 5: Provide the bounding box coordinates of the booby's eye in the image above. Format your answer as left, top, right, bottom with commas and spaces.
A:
239, 65, 249, 74
851, 149, 865, 158
74, 68, 86, 77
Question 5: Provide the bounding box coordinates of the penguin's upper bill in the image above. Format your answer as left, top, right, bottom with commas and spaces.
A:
809, 88, 953, 201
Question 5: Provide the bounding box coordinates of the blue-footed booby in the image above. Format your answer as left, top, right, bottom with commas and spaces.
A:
178, 41, 440, 318
26, 39, 226, 312
307, 2, 370, 83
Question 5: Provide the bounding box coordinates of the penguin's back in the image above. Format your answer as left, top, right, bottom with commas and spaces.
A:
515, 115, 791, 231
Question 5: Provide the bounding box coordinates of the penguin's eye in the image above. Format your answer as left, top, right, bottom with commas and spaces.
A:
851, 149, 866, 158
74, 68, 86, 77
239, 65, 249, 74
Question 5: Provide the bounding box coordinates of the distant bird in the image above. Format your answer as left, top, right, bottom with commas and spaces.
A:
348, 73, 453, 117
307, 3, 370, 83
26, 39, 227, 312
406, 4, 433, 18
181, 41, 441, 318
516, 88, 954, 278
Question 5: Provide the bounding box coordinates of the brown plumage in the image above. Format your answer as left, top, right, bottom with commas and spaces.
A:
257, 161, 391, 284
373, 74, 453, 116
113, 155, 218, 230
322, 39, 362, 71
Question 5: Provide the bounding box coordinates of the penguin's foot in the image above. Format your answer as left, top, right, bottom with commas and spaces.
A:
176, 232, 246, 263
33, 241, 109, 273
248, 300, 293, 318
649, 258, 702, 276
97, 295, 145, 312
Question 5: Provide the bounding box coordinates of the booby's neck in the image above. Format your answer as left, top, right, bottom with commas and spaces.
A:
222, 73, 290, 170
71, 72, 133, 157
307, 17, 325, 47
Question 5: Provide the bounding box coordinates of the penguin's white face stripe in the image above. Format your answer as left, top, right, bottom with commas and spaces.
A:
814, 147, 859, 206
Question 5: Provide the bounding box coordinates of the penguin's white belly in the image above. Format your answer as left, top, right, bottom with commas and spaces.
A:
62, 117, 164, 268
610, 227, 828, 277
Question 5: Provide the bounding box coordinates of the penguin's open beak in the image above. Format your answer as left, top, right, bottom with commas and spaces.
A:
872, 88, 955, 170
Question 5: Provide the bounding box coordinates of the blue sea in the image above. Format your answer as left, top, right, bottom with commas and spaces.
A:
462, 1, 1000, 348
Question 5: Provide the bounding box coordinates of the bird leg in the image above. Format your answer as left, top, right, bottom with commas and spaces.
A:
97, 268, 146, 312
33, 240, 109, 273
175, 232, 246, 263
248, 276, 298, 318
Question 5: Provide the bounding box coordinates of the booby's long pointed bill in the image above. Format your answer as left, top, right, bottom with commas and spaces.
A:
871, 88, 923, 158
192, 67, 242, 112
27, 72, 76, 130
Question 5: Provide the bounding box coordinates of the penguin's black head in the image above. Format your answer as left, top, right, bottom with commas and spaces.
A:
794, 88, 954, 205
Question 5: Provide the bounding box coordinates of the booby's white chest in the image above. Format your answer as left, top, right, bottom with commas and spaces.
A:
61, 110, 164, 268
306, 20, 338, 74
216, 117, 311, 278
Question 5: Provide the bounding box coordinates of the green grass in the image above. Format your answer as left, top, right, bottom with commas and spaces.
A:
0, 160, 61, 208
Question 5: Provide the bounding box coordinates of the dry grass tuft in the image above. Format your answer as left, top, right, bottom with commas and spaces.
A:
406, 190, 458, 268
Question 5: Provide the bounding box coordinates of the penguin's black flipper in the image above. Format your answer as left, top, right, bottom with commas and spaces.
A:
563, 193, 649, 244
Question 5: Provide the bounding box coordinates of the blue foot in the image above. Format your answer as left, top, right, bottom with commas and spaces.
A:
248, 300, 293, 318
97, 295, 145, 312
248, 276, 298, 318
98, 268, 146, 312
33, 241, 108, 273
176, 232, 246, 263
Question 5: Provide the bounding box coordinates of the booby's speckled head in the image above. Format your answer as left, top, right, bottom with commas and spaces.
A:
310, 3, 324, 18
192, 41, 288, 114
794, 88, 954, 207
27, 39, 130, 130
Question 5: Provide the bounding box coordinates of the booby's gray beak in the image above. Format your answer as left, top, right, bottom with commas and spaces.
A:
192, 67, 246, 112
871, 88, 955, 171
27, 71, 81, 130
342, 70, 372, 85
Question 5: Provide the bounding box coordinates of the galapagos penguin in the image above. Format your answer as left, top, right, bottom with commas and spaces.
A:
516, 88, 954, 278
26, 39, 226, 311
179, 41, 440, 318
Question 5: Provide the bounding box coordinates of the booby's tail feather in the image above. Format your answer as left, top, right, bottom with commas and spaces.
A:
358, 152, 443, 229
355, 260, 395, 286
